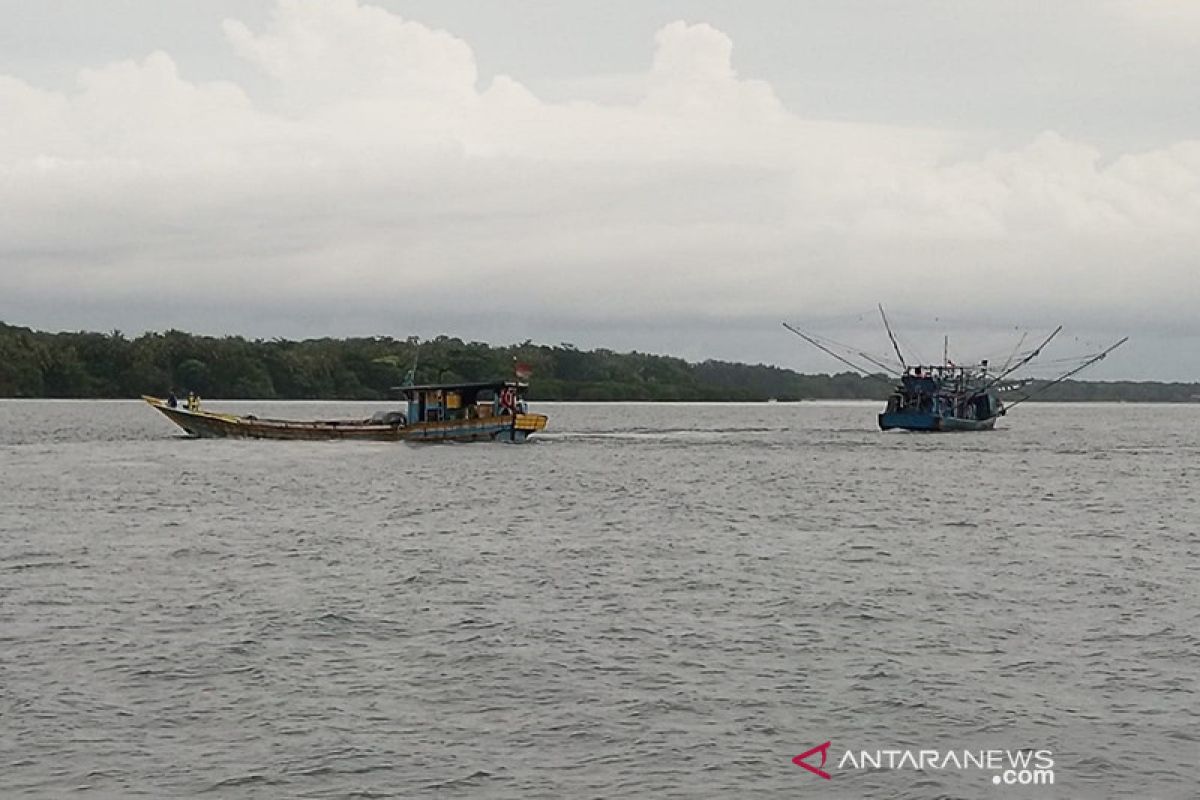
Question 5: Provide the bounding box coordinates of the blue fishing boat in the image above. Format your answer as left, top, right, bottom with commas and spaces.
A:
878, 365, 1003, 431
783, 307, 1127, 433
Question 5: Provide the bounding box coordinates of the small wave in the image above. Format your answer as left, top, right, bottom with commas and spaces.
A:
3, 560, 70, 571
422, 770, 493, 790
203, 773, 280, 791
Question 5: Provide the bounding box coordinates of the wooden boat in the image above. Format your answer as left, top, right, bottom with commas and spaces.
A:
143, 380, 548, 443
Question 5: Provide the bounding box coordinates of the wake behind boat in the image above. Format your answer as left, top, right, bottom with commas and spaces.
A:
143, 379, 548, 443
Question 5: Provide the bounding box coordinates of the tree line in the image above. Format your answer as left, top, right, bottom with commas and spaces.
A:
1, 321, 1197, 402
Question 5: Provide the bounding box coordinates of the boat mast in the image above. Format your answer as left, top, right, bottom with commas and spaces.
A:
404, 339, 421, 386
878, 304, 908, 371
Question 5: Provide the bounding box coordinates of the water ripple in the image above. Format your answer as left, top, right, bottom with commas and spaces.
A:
0, 400, 1195, 797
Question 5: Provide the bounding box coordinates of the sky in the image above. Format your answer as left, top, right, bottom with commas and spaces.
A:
1, 0, 1198, 379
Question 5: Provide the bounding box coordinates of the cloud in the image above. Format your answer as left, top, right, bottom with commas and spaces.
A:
1110, 0, 1200, 43
222, 0, 478, 112
0, 0, 1197, 367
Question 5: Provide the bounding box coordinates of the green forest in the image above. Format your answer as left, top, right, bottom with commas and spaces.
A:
1, 321, 1197, 402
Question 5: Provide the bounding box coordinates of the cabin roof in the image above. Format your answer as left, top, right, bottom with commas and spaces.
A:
391, 380, 526, 394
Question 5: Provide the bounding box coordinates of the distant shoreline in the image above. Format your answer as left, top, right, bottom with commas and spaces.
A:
4, 398, 1195, 402
3, 321, 1198, 403
2, 397, 1198, 405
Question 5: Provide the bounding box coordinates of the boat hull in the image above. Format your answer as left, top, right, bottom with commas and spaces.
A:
142, 397, 547, 443
878, 411, 997, 432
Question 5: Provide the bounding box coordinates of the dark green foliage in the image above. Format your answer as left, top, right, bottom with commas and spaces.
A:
0, 321, 1195, 401
1010, 379, 1200, 402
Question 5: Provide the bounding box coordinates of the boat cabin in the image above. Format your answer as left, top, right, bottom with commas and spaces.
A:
392, 380, 528, 425
885, 365, 1000, 421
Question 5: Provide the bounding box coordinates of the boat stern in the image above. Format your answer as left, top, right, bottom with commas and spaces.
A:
513, 412, 548, 434
879, 411, 997, 432
494, 412, 549, 443
878, 411, 942, 432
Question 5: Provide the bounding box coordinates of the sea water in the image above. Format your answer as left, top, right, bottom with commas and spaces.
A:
1, 400, 1196, 798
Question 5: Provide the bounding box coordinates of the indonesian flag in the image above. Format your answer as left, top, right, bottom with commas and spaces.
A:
514, 361, 533, 380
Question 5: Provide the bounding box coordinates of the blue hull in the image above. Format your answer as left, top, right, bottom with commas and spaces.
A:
878, 412, 997, 432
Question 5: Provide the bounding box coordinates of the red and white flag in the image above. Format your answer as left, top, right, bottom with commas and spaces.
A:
514, 361, 533, 380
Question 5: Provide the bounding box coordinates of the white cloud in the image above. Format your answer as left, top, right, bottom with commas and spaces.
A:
0, 0, 1197, 369
223, 0, 478, 108
1110, 0, 1200, 43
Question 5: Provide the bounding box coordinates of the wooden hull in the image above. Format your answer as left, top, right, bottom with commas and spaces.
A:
878, 411, 997, 432
142, 397, 547, 443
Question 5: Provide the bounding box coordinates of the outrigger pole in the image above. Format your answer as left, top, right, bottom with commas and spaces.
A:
982, 325, 1063, 391
1002, 337, 1129, 411
782, 322, 892, 377
853, 349, 905, 377
878, 304, 907, 371
999, 331, 1028, 374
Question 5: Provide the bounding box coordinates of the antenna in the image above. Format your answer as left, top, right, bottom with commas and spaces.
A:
404, 338, 420, 386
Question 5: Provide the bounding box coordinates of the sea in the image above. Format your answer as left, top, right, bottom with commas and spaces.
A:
1, 400, 1196, 799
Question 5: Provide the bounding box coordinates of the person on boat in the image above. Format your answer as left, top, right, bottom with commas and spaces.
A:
498, 386, 518, 415
187, 391, 199, 412
167, 392, 178, 408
